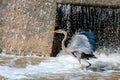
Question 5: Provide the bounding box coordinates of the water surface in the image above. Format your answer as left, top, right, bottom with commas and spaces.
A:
0, 52, 120, 80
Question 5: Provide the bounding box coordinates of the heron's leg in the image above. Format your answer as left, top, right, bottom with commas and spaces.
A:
84, 59, 91, 68
77, 57, 83, 69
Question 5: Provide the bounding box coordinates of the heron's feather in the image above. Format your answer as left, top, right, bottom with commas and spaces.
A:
80, 32, 96, 52
69, 32, 96, 54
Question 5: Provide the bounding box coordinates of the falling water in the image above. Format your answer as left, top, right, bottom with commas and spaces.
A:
1, 0, 53, 56
0, 36, 120, 79
0, 3, 120, 80
52, 3, 120, 55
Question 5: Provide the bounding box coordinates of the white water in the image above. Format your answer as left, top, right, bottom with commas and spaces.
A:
0, 52, 120, 80
0, 34, 120, 80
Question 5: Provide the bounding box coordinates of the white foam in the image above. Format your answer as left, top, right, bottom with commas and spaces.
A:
0, 32, 120, 79
0, 53, 120, 79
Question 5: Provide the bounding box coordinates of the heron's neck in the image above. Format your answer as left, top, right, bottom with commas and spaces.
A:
62, 32, 67, 52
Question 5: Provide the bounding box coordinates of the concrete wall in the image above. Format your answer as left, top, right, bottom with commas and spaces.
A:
0, 0, 120, 56
1, 0, 56, 56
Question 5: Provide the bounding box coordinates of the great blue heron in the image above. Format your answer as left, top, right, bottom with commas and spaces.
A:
53, 29, 97, 69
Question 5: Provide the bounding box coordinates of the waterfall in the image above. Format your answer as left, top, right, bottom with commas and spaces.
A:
53, 3, 120, 55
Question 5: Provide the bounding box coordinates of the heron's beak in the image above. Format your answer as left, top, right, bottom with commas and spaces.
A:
50, 31, 58, 33
50, 31, 55, 33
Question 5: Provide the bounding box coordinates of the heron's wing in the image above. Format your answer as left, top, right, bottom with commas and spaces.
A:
69, 32, 96, 54
80, 32, 96, 52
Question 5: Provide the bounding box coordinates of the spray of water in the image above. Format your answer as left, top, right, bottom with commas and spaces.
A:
0, 34, 120, 80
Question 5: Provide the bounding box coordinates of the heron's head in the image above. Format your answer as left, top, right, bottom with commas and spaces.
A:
52, 29, 67, 34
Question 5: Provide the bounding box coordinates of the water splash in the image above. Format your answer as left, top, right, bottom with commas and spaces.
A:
0, 41, 120, 80
54, 3, 120, 55
1, 30, 120, 79
1, 3, 120, 80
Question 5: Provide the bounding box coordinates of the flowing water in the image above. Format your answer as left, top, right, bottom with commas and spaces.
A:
0, 3, 120, 80
0, 51, 120, 80
0, 34, 120, 80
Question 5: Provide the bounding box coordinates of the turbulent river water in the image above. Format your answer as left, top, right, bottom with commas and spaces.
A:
0, 2, 120, 80
0, 51, 120, 80
0, 32, 120, 80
